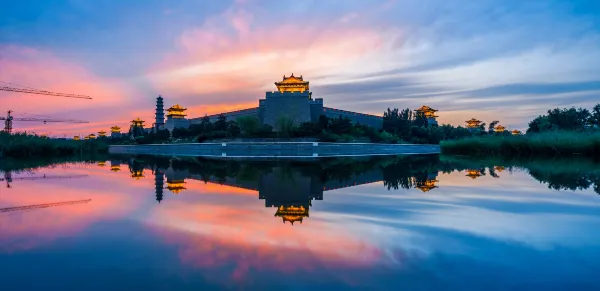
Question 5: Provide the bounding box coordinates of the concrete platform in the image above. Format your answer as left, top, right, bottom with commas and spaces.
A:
108, 142, 440, 159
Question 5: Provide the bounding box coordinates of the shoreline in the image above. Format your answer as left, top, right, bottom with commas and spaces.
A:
108, 142, 440, 159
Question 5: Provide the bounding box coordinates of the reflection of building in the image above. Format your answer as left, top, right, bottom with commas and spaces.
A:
415, 105, 439, 126
110, 160, 121, 172
494, 125, 506, 133
166, 179, 186, 194
494, 166, 505, 172
97, 161, 106, 167
275, 205, 309, 224
466, 118, 482, 130
155, 170, 164, 203
466, 169, 483, 179
189, 74, 384, 130
130, 169, 145, 180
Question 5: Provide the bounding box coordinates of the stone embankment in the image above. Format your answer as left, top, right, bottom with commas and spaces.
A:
109, 142, 440, 159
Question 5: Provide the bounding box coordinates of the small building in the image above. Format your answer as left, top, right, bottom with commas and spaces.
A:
466, 118, 482, 129
110, 126, 122, 138
129, 118, 145, 137
73, 135, 80, 141
130, 169, 145, 180
415, 105, 439, 126
97, 161, 106, 167
494, 125, 506, 133
87, 134, 96, 139
165, 104, 190, 132
511, 129, 522, 135
98, 130, 107, 138
416, 178, 439, 192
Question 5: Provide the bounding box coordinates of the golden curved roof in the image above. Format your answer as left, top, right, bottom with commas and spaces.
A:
416, 105, 438, 112
131, 118, 145, 124
168, 104, 187, 111
466, 118, 481, 123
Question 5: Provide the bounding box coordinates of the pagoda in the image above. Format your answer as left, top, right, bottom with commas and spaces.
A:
511, 129, 522, 135
88, 134, 96, 139
274, 73, 309, 93
274, 205, 309, 225
98, 161, 106, 167
416, 179, 439, 192
165, 104, 190, 132
98, 130, 107, 138
415, 105, 439, 126
466, 169, 483, 179
466, 118, 482, 129
83, 136, 90, 140
73, 136, 80, 141
110, 125, 122, 138
166, 179, 186, 194
155, 95, 165, 130
110, 165, 121, 172
494, 125, 506, 133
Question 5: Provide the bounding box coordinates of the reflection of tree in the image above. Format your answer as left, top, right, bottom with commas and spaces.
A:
381, 155, 440, 190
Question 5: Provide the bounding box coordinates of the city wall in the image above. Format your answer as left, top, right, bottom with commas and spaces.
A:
108, 142, 440, 159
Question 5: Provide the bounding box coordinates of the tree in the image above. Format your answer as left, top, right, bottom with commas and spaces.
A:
227, 120, 241, 138
276, 116, 295, 137
237, 116, 259, 136
488, 120, 499, 134
214, 114, 228, 131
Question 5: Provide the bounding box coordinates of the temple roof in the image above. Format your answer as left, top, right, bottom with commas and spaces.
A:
168, 104, 187, 111
98, 130, 107, 134
466, 118, 481, 123
494, 125, 506, 131
274, 74, 310, 92
416, 105, 438, 112
111, 126, 121, 130
131, 118, 145, 123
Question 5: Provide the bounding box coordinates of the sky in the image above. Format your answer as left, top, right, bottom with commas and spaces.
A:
1, 0, 600, 136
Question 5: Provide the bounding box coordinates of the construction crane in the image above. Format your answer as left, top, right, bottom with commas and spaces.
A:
0, 86, 92, 99
1, 110, 89, 134
1, 172, 89, 188
0, 199, 92, 213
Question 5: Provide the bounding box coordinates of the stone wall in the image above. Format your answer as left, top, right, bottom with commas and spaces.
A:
189, 107, 259, 124
322, 107, 383, 129
260, 91, 312, 128
109, 142, 440, 158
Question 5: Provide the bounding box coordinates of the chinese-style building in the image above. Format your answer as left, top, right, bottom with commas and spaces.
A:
73, 135, 80, 140
188, 74, 384, 130
466, 118, 482, 130
98, 130, 107, 138
129, 118, 145, 137
415, 105, 439, 126
494, 125, 506, 133
466, 169, 483, 179
165, 104, 190, 132
110, 125, 122, 138
511, 129, 522, 135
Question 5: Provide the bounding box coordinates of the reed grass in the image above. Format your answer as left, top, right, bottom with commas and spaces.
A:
440, 131, 600, 157
0, 132, 108, 159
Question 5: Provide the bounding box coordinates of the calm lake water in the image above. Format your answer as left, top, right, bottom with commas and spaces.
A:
1, 155, 599, 290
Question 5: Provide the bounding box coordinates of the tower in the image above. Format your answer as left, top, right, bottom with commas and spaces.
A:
415, 106, 439, 126
165, 104, 190, 132
155, 95, 165, 131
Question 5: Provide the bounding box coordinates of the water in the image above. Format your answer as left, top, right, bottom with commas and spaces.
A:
1, 155, 599, 290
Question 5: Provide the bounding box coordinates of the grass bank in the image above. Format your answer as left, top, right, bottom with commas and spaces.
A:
440, 131, 600, 157
0, 132, 108, 159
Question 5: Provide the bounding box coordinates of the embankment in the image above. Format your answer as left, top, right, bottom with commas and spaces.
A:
108, 142, 440, 159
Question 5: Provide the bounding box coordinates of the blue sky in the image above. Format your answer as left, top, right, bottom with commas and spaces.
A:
1, 0, 600, 135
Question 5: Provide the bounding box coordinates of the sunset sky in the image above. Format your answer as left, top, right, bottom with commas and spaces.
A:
1, 0, 600, 136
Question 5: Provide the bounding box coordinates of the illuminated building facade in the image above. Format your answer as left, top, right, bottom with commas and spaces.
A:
189, 74, 384, 130
73, 135, 80, 140
110, 126, 122, 138
98, 130, 107, 138
466, 118, 482, 130
415, 105, 439, 126
511, 129, 522, 135
165, 104, 190, 132
494, 125, 506, 133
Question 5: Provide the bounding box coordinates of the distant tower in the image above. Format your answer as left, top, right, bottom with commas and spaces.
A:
494, 125, 506, 133
465, 118, 482, 132
98, 130, 107, 138
155, 95, 165, 131
129, 118, 145, 137
165, 104, 190, 132
110, 126, 122, 138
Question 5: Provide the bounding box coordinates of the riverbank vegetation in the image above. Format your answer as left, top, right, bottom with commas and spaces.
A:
0, 132, 108, 159
441, 104, 600, 157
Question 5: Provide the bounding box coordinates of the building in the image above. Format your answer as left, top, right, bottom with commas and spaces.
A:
155, 95, 165, 131
494, 125, 506, 133
165, 104, 190, 132
87, 134, 96, 139
466, 169, 483, 179
415, 105, 439, 126
189, 74, 384, 130
98, 130, 107, 138
466, 118, 482, 130
166, 179, 186, 194
110, 126, 122, 138
129, 118, 145, 137
511, 129, 522, 135
73, 135, 80, 140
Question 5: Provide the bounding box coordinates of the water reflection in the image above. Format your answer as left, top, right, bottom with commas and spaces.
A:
1, 155, 599, 290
